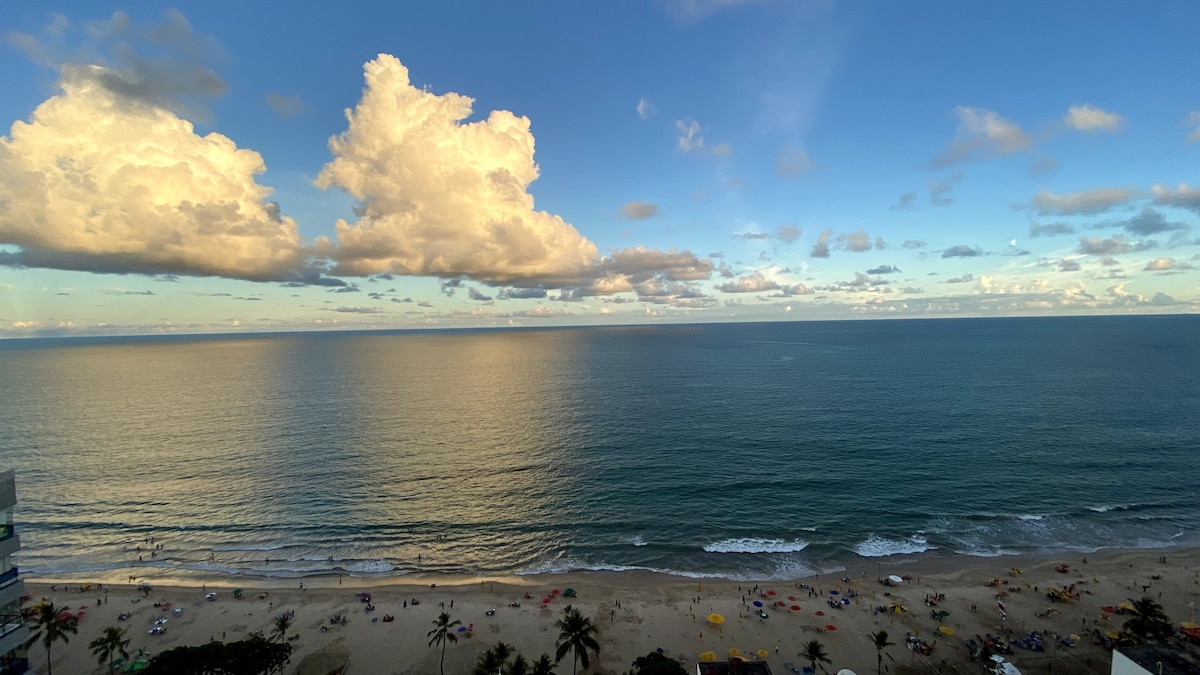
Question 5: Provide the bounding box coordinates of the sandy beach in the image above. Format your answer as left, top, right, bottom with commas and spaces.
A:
23, 547, 1200, 674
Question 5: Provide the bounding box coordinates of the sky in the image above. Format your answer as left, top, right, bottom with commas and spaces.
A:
1, 1, 1199, 337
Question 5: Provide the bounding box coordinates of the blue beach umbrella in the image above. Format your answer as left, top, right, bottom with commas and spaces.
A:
753, 600, 763, 607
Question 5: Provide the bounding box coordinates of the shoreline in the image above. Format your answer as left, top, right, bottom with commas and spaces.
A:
23, 546, 1200, 674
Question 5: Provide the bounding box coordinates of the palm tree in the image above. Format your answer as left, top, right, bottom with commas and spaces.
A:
868, 630, 893, 674
26, 603, 79, 675
801, 639, 832, 675
427, 612, 462, 675
532, 653, 558, 675
1122, 597, 1173, 643
474, 642, 514, 675
271, 613, 293, 643
555, 609, 600, 675
89, 626, 130, 674
510, 654, 530, 675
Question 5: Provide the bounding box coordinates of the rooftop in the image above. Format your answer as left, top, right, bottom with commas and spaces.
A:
1116, 643, 1200, 675
697, 661, 773, 675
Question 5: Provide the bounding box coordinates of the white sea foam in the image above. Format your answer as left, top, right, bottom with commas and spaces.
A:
703, 538, 809, 554
1017, 515, 1044, 521
853, 534, 933, 557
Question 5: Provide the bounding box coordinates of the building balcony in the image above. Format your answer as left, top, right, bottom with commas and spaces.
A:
0, 657, 28, 675
0, 570, 16, 589
0, 534, 17, 562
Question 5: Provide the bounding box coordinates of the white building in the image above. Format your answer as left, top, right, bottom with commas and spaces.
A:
1111, 644, 1200, 675
0, 470, 29, 675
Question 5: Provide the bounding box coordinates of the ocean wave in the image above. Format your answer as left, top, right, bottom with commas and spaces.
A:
703, 538, 809, 554
853, 534, 933, 558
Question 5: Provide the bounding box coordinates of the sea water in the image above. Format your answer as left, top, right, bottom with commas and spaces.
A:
1, 315, 1197, 581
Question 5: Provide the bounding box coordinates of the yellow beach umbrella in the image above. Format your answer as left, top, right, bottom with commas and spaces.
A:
729, 648, 741, 657
756, 649, 770, 659
699, 651, 717, 662
707, 613, 725, 625
1117, 602, 1135, 612
938, 625, 955, 635
1181, 621, 1199, 629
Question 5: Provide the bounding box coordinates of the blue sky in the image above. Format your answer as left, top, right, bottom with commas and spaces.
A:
2, 1, 1198, 337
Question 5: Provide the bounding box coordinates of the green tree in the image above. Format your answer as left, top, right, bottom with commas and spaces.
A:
801, 639, 832, 675
555, 609, 601, 675
1122, 596, 1173, 643
271, 613, 293, 643
26, 602, 79, 675
532, 653, 558, 675
428, 612, 462, 675
510, 654, 530, 675
869, 630, 894, 674
627, 651, 687, 675
474, 642, 515, 675
89, 625, 131, 674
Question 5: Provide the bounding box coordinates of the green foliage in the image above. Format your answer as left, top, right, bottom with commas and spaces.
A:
802, 639, 832, 675
26, 602, 79, 675
626, 651, 687, 675
270, 613, 293, 643
89, 626, 131, 674
428, 612, 462, 675
532, 653, 558, 675
143, 635, 292, 675
555, 609, 601, 675
869, 630, 893, 674
1121, 596, 1174, 643
474, 641, 515, 675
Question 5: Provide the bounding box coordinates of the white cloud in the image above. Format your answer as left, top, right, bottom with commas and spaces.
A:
675, 119, 704, 152
933, 106, 1032, 166
1144, 257, 1175, 271
716, 271, 780, 293
1031, 187, 1138, 216
1186, 112, 1200, 143
0, 64, 311, 281
1151, 183, 1200, 214
636, 96, 655, 120
316, 55, 602, 285
1064, 104, 1124, 132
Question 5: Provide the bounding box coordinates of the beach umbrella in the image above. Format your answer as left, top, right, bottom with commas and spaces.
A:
563, 588, 577, 597
729, 648, 741, 657
790, 605, 801, 611
757, 649, 769, 659
836, 670, 857, 675
829, 590, 839, 595
699, 651, 717, 662
814, 611, 824, 616
888, 575, 903, 584
767, 590, 776, 596
123, 659, 149, 673
788, 596, 797, 601
824, 624, 838, 631
707, 613, 725, 625
753, 600, 763, 607
936, 610, 950, 622
938, 625, 955, 635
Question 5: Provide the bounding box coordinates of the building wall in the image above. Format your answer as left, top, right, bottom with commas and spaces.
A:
1111, 650, 1151, 675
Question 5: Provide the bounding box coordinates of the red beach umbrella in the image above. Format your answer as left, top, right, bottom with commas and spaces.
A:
767, 590, 776, 596
790, 605, 801, 611
825, 624, 838, 631
814, 610, 824, 616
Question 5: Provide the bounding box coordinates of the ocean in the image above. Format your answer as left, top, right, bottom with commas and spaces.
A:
1, 315, 1198, 582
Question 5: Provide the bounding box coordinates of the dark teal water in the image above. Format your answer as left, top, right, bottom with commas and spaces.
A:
1, 316, 1197, 581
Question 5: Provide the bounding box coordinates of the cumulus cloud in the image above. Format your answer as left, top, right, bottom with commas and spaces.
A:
675, 119, 704, 152
1058, 259, 1081, 272
1118, 208, 1190, 236
775, 224, 802, 243
716, 271, 780, 293
946, 273, 975, 284
837, 229, 873, 252
636, 96, 655, 120
317, 55, 710, 293
866, 265, 901, 275
620, 202, 659, 219
942, 245, 983, 258
1063, 104, 1124, 132
1144, 257, 1176, 271
933, 106, 1032, 167
0, 64, 314, 282
811, 229, 834, 258
1032, 187, 1137, 216
1151, 183, 1200, 214
468, 287, 493, 302
332, 306, 383, 314
1030, 222, 1075, 237
1076, 235, 1152, 256
498, 287, 547, 300
266, 92, 303, 117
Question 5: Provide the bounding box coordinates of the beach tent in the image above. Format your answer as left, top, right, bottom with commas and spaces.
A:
887, 575, 903, 584
836, 670, 858, 675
